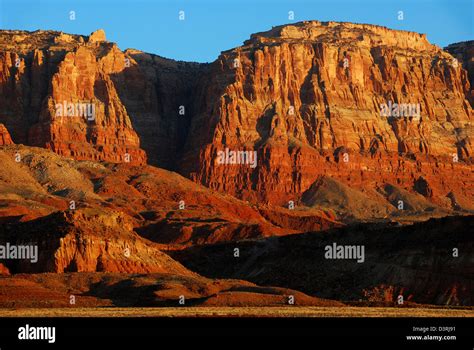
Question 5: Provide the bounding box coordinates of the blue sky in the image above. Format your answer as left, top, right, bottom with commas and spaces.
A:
1, 0, 472, 62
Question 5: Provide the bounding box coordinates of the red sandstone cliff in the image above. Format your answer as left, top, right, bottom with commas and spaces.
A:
0, 29, 146, 165
180, 21, 473, 211
0, 22, 472, 218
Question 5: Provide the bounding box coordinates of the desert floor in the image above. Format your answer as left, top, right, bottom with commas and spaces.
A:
0, 307, 473, 317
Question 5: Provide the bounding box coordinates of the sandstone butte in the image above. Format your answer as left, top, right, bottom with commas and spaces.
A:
0, 22, 473, 213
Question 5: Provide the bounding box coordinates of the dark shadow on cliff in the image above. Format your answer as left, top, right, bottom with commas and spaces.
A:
109, 52, 208, 171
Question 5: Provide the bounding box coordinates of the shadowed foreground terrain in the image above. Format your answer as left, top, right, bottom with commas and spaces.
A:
172, 215, 474, 306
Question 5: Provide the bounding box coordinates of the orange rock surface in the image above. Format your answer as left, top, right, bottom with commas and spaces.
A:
0, 124, 13, 145
0, 30, 146, 165
180, 21, 473, 209
0, 22, 472, 212
0, 23, 472, 308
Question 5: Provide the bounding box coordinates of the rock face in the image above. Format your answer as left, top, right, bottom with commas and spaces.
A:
445, 40, 474, 103
0, 30, 146, 165
0, 124, 13, 145
0, 208, 194, 274
0, 21, 473, 216
88, 29, 107, 43
114, 49, 207, 168
180, 21, 473, 209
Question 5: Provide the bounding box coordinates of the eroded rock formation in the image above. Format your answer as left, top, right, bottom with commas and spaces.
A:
0, 22, 472, 214
0, 29, 146, 165
180, 21, 473, 210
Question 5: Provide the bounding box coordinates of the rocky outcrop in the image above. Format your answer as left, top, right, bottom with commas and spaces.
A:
0, 124, 13, 145
0, 208, 194, 273
0, 30, 146, 165
88, 29, 106, 43
178, 21, 473, 211
445, 40, 474, 103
